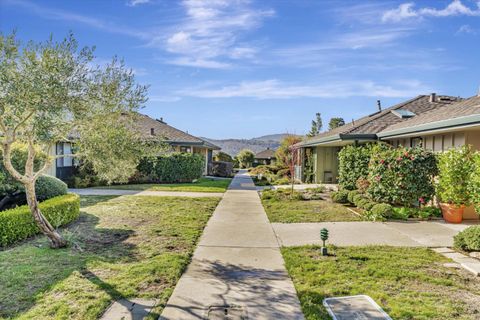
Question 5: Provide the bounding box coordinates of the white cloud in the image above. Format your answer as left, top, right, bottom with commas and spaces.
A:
456, 24, 478, 35
126, 0, 150, 7
158, 0, 274, 68
149, 95, 181, 102
382, 0, 480, 22
178, 79, 431, 99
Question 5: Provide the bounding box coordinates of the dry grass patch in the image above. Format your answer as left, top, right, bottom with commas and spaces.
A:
0, 195, 219, 320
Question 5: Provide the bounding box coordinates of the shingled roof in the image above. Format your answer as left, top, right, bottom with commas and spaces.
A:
255, 148, 276, 159
298, 94, 462, 147
133, 113, 220, 149
378, 95, 480, 138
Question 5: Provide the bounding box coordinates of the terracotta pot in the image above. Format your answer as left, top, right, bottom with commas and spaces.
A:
440, 203, 465, 224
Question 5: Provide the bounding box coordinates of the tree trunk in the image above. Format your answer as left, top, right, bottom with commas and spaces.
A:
24, 181, 67, 248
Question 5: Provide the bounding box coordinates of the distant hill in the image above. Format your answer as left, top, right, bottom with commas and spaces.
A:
203, 133, 301, 157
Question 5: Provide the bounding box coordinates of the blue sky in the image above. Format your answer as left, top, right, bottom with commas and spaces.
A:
1, 0, 480, 139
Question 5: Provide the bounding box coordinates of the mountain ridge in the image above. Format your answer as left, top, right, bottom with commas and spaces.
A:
202, 133, 300, 157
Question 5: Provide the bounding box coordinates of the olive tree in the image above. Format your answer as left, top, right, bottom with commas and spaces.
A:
0, 32, 159, 248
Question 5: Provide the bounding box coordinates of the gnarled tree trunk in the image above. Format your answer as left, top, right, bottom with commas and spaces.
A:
24, 181, 67, 248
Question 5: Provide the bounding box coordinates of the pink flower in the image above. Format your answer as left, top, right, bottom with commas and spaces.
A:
419, 197, 425, 204
375, 176, 381, 181
397, 157, 402, 161
380, 159, 385, 164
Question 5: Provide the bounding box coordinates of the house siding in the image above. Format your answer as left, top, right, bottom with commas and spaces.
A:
314, 146, 339, 184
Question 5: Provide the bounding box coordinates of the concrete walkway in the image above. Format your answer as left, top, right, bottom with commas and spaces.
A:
161, 171, 304, 319
273, 220, 477, 247
69, 188, 224, 198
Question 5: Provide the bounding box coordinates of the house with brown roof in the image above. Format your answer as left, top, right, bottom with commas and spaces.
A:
254, 148, 276, 166
49, 113, 220, 180
295, 93, 462, 184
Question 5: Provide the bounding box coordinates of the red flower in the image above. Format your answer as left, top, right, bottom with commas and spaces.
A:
419, 197, 425, 204
380, 159, 385, 164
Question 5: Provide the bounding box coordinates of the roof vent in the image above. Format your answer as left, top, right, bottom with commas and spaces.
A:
150, 128, 155, 136
156, 117, 166, 124
377, 100, 382, 111
429, 93, 436, 102
392, 109, 416, 119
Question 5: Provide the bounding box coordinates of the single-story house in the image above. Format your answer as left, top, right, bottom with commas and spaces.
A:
47, 113, 220, 181
295, 93, 462, 184
254, 148, 276, 166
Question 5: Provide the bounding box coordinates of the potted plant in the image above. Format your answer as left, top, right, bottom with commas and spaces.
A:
436, 145, 476, 223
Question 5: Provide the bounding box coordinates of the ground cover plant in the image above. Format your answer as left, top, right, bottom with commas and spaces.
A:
261, 189, 360, 223
135, 153, 205, 183
282, 246, 480, 320
0, 195, 220, 319
97, 177, 231, 193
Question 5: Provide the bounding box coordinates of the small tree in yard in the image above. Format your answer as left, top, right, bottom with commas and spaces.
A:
275, 135, 303, 169
287, 144, 300, 194
0, 32, 159, 248
236, 149, 255, 168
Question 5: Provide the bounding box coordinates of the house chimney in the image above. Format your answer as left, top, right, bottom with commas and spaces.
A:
377, 100, 382, 111
429, 93, 436, 102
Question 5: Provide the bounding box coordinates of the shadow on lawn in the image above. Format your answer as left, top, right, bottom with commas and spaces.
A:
0, 196, 143, 319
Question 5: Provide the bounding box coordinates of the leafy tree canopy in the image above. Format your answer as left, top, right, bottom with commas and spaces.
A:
328, 117, 345, 130
236, 149, 255, 168
307, 113, 322, 137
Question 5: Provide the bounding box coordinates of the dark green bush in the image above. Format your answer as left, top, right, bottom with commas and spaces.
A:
369, 203, 393, 218
347, 190, 360, 204
0, 194, 80, 247
209, 161, 233, 177
138, 152, 204, 183
454, 226, 480, 251
367, 146, 437, 206
35, 175, 68, 201
356, 198, 370, 209
338, 143, 387, 190
331, 190, 349, 203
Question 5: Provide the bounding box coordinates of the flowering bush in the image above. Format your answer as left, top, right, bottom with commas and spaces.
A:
367, 146, 437, 206
337, 143, 389, 190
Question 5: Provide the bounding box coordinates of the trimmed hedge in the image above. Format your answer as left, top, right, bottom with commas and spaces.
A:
454, 226, 480, 252
0, 194, 80, 247
338, 144, 379, 190
35, 175, 68, 201
138, 152, 205, 183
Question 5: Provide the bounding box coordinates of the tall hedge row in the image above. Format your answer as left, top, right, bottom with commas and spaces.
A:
0, 194, 80, 247
138, 152, 205, 183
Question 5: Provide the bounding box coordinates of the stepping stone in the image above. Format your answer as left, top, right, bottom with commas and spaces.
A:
100, 298, 157, 320
432, 247, 455, 254
443, 262, 461, 269
323, 295, 392, 320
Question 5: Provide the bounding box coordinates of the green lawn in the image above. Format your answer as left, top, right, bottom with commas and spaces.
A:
282, 246, 480, 320
262, 198, 360, 223
96, 177, 232, 193
0, 195, 220, 320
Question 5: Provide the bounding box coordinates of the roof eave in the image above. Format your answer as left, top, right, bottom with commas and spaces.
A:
298, 133, 378, 147
378, 114, 480, 139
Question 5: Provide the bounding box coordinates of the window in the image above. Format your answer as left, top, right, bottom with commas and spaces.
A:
411, 137, 423, 148
56, 142, 75, 168
180, 146, 191, 153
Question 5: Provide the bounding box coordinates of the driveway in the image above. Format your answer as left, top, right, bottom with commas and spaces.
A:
272, 220, 478, 247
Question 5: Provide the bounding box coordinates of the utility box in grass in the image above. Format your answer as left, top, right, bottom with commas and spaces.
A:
323, 295, 392, 320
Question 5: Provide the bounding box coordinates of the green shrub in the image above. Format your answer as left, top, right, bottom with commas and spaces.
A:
347, 190, 360, 204
454, 226, 480, 251
272, 177, 290, 185
367, 146, 437, 206
0, 194, 80, 247
362, 201, 377, 211
209, 161, 233, 177
353, 194, 365, 206
437, 145, 475, 207
138, 152, 204, 183
356, 198, 370, 209
338, 143, 386, 190
331, 190, 349, 203
261, 189, 303, 201
35, 175, 68, 201
369, 203, 393, 218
